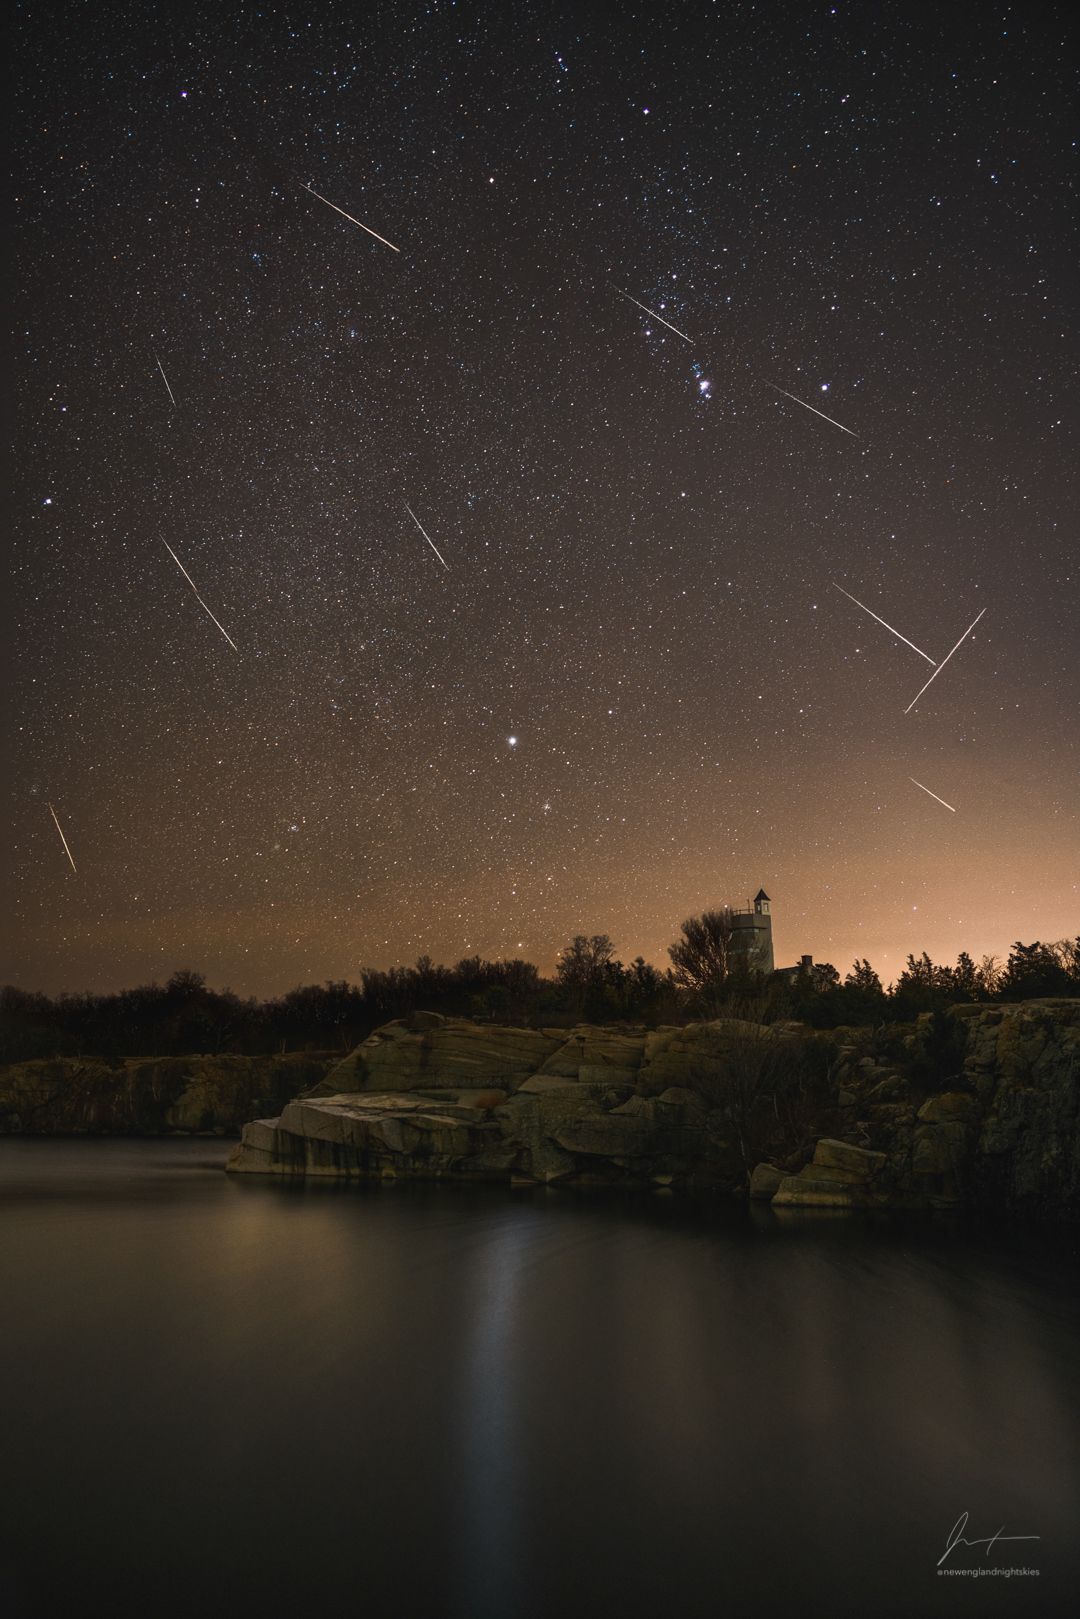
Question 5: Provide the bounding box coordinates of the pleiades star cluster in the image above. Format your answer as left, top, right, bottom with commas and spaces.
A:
9, 0, 1078, 995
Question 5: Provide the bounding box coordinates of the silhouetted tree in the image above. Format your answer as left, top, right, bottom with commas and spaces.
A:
556, 935, 616, 986
555, 935, 617, 1015
975, 955, 1003, 997
621, 958, 668, 1020
890, 952, 948, 1017
668, 909, 739, 1009
832, 958, 886, 1024
846, 959, 884, 994
1001, 940, 1074, 1000
947, 951, 977, 1000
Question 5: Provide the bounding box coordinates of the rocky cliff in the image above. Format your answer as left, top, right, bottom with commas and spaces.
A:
0, 1052, 338, 1136
226, 1003, 1080, 1219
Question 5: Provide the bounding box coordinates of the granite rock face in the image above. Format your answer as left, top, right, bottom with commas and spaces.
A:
227, 1004, 1080, 1218
228, 1014, 743, 1190
315, 1015, 561, 1096
830, 1001, 1080, 1218
0, 1053, 337, 1136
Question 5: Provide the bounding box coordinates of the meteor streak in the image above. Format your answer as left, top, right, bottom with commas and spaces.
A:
904, 608, 985, 714
909, 778, 956, 813
161, 539, 239, 651
612, 286, 693, 344
301, 182, 401, 252
48, 801, 78, 871
404, 503, 450, 570
154, 355, 177, 407
765, 382, 858, 437
832, 583, 936, 664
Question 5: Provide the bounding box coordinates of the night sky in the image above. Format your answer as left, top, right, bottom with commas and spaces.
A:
10, 0, 1078, 996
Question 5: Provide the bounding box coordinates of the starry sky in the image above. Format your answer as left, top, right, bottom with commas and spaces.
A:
9, 0, 1078, 996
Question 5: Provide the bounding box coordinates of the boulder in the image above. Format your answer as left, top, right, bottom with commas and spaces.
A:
772, 1175, 872, 1208
912, 1123, 969, 1178
656, 1087, 699, 1109
770, 1136, 888, 1208
865, 1075, 907, 1104
811, 1139, 887, 1178
749, 1163, 785, 1201
917, 1092, 976, 1124
517, 1140, 578, 1184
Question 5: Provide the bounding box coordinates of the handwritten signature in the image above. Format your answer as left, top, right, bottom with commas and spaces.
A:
938, 1512, 1041, 1566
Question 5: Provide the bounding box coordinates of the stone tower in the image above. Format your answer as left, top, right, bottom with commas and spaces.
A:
728, 888, 775, 976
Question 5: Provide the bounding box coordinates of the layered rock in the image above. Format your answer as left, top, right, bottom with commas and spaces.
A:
833, 1001, 1080, 1218
772, 1140, 888, 1209
228, 1014, 739, 1189
227, 1004, 1080, 1218
314, 1014, 562, 1095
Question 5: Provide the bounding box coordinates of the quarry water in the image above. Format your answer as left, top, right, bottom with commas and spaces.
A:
1, 1140, 1077, 1619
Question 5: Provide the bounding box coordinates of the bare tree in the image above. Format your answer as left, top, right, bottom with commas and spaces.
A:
975, 954, 1003, 997
1050, 938, 1080, 977
555, 934, 616, 989
693, 1024, 835, 1176
555, 935, 620, 1017
668, 909, 737, 1010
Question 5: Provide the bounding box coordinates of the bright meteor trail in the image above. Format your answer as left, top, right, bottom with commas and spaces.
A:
48, 801, 78, 871
612, 286, 694, 343
301, 182, 401, 252
904, 608, 986, 714
909, 778, 957, 812
404, 503, 450, 570
161, 539, 238, 651
154, 355, 177, 407
766, 382, 858, 437
832, 583, 936, 664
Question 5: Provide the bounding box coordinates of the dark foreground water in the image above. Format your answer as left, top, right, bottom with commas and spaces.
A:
1, 1142, 1077, 1619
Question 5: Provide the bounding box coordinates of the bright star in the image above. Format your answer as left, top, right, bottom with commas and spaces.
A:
508, 736, 518, 747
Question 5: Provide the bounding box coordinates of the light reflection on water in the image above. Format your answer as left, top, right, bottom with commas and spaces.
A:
1, 1139, 1077, 1619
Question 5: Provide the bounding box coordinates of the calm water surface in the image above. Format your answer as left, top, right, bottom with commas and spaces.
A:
1, 1140, 1077, 1618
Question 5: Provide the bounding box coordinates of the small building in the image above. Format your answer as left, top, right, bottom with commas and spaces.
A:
772, 954, 815, 985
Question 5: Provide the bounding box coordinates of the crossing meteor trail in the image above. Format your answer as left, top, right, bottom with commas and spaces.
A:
904, 608, 986, 714
161, 539, 238, 651
909, 778, 956, 813
404, 503, 450, 570
301, 182, 401, 252
832, 583, 936, 664
48, 802, 78, 871
612, 286, 694, 343
154, 355, 177, 407
766, 382, 858, 437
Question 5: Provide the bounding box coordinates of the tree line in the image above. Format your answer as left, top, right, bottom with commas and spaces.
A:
2, 915, 1077, 1062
